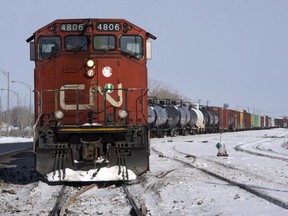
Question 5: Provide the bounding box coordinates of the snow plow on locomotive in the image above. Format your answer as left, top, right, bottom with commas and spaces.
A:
27, 18, 156, 182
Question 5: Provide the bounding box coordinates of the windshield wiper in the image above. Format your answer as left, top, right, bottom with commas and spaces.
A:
71, 42, 88, 53
121, 51, 140, 60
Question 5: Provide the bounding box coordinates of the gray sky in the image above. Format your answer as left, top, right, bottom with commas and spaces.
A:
0, 0, 287, 117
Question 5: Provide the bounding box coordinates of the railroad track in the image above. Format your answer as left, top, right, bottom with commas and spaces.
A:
49, 182, 145, 216
151, 145, 288, 210
122, 183, 146, 216
234, 136, 288, 162
0, 145, 146, 215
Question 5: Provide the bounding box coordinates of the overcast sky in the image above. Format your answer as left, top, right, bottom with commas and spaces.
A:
0, 0, 288, 117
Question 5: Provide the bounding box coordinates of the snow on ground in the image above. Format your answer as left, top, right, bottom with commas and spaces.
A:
146, 128, 288, 215
0, 129, 288, 215
0, 136, 32, 144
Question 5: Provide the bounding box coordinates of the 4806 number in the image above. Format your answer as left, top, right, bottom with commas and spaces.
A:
96, 22, 121, 32
60, 23, 84, 32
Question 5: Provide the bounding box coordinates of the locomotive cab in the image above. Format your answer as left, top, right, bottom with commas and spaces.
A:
27, 19, 156, 182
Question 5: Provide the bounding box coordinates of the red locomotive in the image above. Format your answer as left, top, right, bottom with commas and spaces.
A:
27, 18, 156, 182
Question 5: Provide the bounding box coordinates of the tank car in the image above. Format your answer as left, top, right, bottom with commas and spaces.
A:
160, 100, 195, 136
148, 101, 168, 138
188, 104, 205, 134
175, 102, 192, 135
201, 106, 219, 133
148, 99, 191, 137
186, 105, 198, 134
27, 18, 156, 182
160, 101, 180, 136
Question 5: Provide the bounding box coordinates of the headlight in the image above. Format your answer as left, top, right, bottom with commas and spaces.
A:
118, 109, 128, 119
87, 69, 95, 77
87, 59, 94, 67
55, 110, 64, 120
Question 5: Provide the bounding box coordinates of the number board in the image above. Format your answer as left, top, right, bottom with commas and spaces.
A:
60, 23, 84, 32
96, 22, 121, 32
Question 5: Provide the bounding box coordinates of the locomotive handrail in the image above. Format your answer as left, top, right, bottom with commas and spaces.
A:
37, 89, 62, 115
36, 87, 148, 126
138, 89, 149, 126
102, 87, 148, 126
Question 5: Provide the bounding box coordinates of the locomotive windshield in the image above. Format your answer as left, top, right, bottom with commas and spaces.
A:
38, 36, 61, 60
93, 35, 116, 51
65, 35, 88, 51
37, 34, 144, 60
120, 35, 143, 59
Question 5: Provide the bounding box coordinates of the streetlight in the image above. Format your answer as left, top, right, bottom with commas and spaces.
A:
11, 80, 32, 130
0, 68, 10, 116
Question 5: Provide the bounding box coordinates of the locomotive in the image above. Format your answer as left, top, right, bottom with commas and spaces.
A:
27, 18, 156, 182
148, 99, 272, 137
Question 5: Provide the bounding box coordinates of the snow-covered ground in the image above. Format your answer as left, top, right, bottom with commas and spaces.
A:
147, 128, 288, 215
0, 136, 32, 144
0, 129, 288, 215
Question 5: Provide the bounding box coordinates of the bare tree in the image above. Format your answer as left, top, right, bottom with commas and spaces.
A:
148, 78, 190, 101
1, 106, 33, 137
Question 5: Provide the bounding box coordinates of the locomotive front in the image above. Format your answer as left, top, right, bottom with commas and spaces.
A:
27, 19, 156, 182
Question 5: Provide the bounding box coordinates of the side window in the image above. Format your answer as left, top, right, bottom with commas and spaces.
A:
38, 36, 61, 60
93, 35, 116, 51
120, 35, 143, 59
65, 35, 88, 51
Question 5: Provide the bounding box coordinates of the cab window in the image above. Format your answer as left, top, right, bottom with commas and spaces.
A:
65, 35, 88, 51
38, 36, 61, 60
93, 35, 116, 51
120, 35, 143, 59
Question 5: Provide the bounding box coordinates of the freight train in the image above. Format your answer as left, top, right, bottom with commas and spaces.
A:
148, 98, 273, 138
27, 18, 156, 182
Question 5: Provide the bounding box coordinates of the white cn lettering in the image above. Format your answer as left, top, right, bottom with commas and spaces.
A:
60, 84, 94, 110
97, 83, 123, 107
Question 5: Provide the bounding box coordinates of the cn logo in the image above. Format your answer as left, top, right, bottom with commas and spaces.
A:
59, 84, 94, 110
59, 83, 123, 110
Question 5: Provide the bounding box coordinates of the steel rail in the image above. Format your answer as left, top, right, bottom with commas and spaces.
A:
122, 183, 145, 216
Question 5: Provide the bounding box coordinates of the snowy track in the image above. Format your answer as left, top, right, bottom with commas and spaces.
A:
148, 128, 288, 215
151, 145, 288, 210
234, 135, 288, 162
1, 129, 288, 215
51, 183, 145, 216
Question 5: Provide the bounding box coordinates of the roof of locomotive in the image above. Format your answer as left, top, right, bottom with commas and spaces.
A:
44, 18, 143, 30
27, 18, 156, 42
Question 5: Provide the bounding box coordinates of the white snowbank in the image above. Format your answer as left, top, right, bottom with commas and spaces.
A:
0, 136, 32, 144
